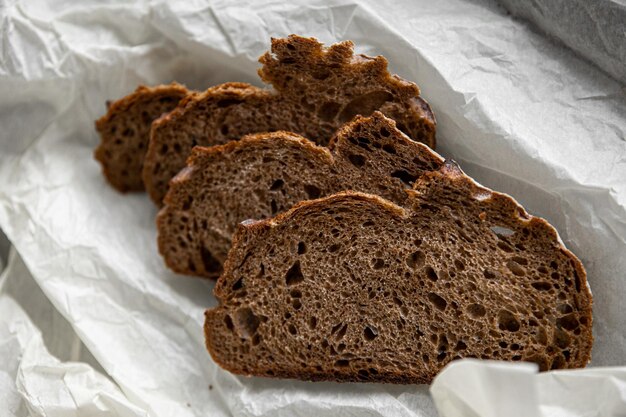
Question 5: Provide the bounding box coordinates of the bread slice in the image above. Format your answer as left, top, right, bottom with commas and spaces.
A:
204, 164, 593, 384
143, 35, 437, 204
95, 83, 189, 192
157, 112, 444, 278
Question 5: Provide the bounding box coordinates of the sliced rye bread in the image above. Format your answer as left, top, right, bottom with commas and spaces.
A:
94, 83, 190, 192
157, 112, 444, 278
143, 35, 436, 204
204, 164, 593, 384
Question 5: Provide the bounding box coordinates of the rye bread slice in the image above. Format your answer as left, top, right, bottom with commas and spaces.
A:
143, 35, 437, 204
204, 164, 593, 384
94, 83, 189, 192
157, 112, 444, 278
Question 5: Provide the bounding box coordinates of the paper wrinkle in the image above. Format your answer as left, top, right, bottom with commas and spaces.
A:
0, 0, 625, 416
498, 0, 626, 84
431, 360, 626, 417
0, 247, 147, 417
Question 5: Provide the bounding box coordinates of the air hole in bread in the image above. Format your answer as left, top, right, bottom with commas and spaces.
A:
551, 354, 565, 370
220, 125, 229, 135
371, 258, 385, 269
425, 266, 438, 281
497, 310, 520, 332
290, 289, 302, 298
270, 200, 278, 214
270, 179, 284, 190
297, 242, 307, 254
338, 90, 393, 123
497, 241, 514, 253
348, 153, 366, 167
318, 101, 341, 121
532, 281, 552, 291
364, 325, 378, 341
331, 322, 348, 340
438, 334, 449, 351
328, 244, 341, 253
308, 316, 317, 329
382, 144, 396, 154
173, 143, 182, 153
335, 359, 350, 367
511, 256, 528, 265
201, 246, 221, 274
312, 68, 331, 80
235, 307, 260, 339
391, 169, 417, 186
466, 303, 486, 318
304, 184, 321, 199
507, 260, 526, 276
428, 293, 447, 311
292, 299, 302, 310
491, 226, 515, 237
554, 328, 571, 348
483, 269, 496, 279
454, 259, 465, 271
288, 324, 297, 335
285, 261, 304, 286
573, 267, 581, 292
557, 304, 573, 314
406, 250, 425, 269
455, 340, 467, 351
556, 314, 579, 331
182, 196, 193, 210
232, 277, 244, 291
217, 98, 244, 108
380, 127, 390, 137
224, 314, 234, 332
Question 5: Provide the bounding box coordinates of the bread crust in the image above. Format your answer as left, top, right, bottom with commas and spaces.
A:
142, 35, 437, 204
94, 83, 189, 192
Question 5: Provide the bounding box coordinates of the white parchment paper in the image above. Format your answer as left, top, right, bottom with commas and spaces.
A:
0, 0, 625, 416
0, 247, 147, 417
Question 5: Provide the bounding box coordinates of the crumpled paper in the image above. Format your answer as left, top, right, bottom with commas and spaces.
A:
0, 247, 147, 417
0, 0, 625, 416
497, 0, 626, 85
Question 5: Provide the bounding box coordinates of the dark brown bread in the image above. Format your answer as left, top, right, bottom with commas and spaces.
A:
204, 163, 593, 384
143, 35, 436, 204
94, 83, 189, 192
157, 112, 444, 278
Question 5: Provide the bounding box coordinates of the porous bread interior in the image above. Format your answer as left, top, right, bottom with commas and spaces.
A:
204, 173, 592, 384
157, 113, 443, 278
143, 35, 436, 204
94, 84, 188, 192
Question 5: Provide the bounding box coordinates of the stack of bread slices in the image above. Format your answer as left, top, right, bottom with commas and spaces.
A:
95, 35, 593, 384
